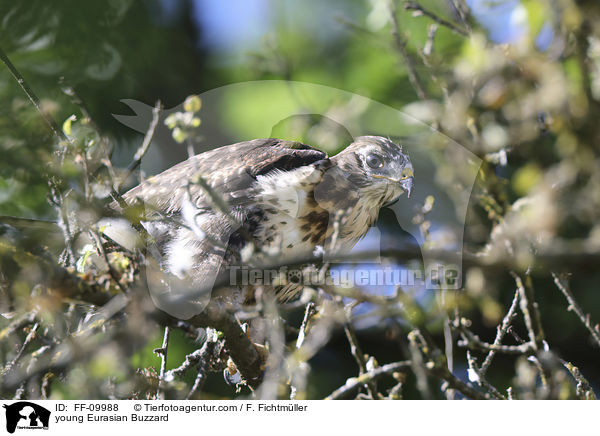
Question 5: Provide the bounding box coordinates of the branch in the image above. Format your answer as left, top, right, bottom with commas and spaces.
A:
0, 311, 37, 342
343, 306, 379, 399
119, 100, 162, 190
404, 1, 469, 36
466, 351, 506, 400
171, 305, 265, 389
389, 1, 429, 100
480, 288, 520, 374
167, 345, 209, 380
154, 326, 170, 400
325, 361, 412, 400
0, 237, 114, 307
455, 321, 535, 355
448, 0, 471, 32
1, 293, 130, 391
89, 228, 127, 294
0, 46, 68, 143
551, 272, 600, 348
48, 186, 76, 268
1, 323, 39, 376
562, 361, 597, 400
511, 272, 545, 352
411, 327, 489, 400
161, 328, 226, 399
426, 363, 489, 400
290, 302, 316, 400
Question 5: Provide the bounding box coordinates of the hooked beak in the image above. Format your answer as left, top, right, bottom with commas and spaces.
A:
372, 167, 414, 199
400, 176, 414, 198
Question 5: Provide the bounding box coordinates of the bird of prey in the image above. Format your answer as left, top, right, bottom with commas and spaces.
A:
105, 136, 413, 315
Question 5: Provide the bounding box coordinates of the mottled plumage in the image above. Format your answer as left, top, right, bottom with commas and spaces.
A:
106, 137, 413, 309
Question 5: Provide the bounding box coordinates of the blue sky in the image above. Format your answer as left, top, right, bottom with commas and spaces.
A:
466, 0, 553, 48
191, 0, 271, 52
187, 0, 553, 53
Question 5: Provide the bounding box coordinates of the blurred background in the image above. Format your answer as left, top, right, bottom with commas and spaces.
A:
1, 0, 600, 399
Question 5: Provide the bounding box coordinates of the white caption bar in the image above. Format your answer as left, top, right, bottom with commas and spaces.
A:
0, 400, 597, 435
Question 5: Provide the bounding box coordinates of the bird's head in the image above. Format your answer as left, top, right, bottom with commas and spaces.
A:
332, 136, 414, 206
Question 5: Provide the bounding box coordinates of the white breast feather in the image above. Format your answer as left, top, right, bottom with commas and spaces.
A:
254, 166, 322, 256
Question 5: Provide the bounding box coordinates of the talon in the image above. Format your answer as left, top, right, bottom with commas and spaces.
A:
223, 357, 243, 386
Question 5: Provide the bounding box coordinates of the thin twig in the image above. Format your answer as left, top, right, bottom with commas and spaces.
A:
2, 323, 39, 376
387, 380, 404, 399
325, 361, 412, 400
511, 272, 545, 351
512, 272, 551, 392
184, 330, 225, 399
0, 46, 68, 144
295, 302, 316, 350
48, 186, 76, 268
448, 0, 471, 32
466, 351, 506, 400
551, 272, 600, 348
1, 294, 130, 391
423, 23, 438, 57
60, 80, 112, 154
0, 311, 37, 341
562, 360, 597, 400
406, 330, 433, 399
154, 326, 170, 400
456, 322, 534, 355
389, 0, 429, 100
440, 291, 455, 400
426, 360, 489, 400
2, 42, 79, 273
343, 305, 379, 399
89, 228, 127, 294
411, 327, 489, 400
119, 101, 163, 190
186, 368, 208, 400
404, 1, 469, 36
163, 329, 223, 388
480, 289, 520, 374
289, 302, 317, 399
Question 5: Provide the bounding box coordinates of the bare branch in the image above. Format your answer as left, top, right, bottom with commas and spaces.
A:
119, 101, 163, 190
89, 228, 127, 294
404, 1, 469, 36
343, 305, 379, 399
562, 361, 597, 400
455, 320, 535, 355
411, 328, 489, 400
0, 46, 68, 144
325, 361, 412, 400
552, 272, 600, 348
512, 272, 545, 352
389, 1, 429, 100
2, 323, 39, 376
466, 351, 506, 400
154, 326, 170, 399
480, 289, 520, 374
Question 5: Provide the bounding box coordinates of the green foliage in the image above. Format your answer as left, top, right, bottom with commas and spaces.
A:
1, 0, 600, 400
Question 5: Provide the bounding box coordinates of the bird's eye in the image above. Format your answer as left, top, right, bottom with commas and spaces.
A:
366, 153, 384, 169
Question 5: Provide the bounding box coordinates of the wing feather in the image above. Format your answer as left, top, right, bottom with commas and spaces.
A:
122, 138, 327, 213
115, 138, 328, 287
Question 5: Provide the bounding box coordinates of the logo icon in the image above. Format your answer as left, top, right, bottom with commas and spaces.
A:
3, 402, 50, 433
